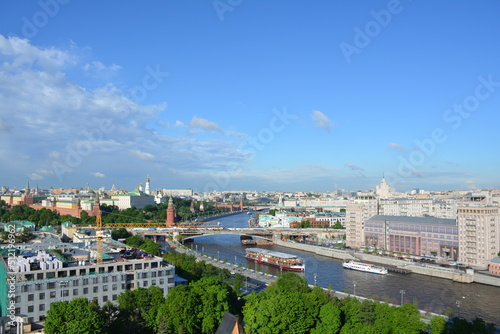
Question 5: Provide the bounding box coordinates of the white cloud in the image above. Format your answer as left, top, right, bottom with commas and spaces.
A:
345, 163, 364, 171
311, 110, 334, 131
27, 173, 44, 180
130, 149, 155, 161
91, 172, 105, 178
0, 35, 252, 187
410, 169, 424, 177
388, 143, 406, 152
189, 115, 222, 132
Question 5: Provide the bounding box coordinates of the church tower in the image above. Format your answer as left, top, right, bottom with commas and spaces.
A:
166, 196, 176, 226
145, 175, 151, 195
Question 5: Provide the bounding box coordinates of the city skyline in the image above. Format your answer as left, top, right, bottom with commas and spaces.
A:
1, 1, 500, 192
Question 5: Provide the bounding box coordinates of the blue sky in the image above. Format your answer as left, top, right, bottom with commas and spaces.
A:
1, 0, 500, 193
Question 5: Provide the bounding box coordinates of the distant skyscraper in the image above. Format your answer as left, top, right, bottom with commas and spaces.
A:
375, 176, 392, 198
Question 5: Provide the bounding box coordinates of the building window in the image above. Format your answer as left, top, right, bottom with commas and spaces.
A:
159, 279, 164, 285
151, 280, 156, 286
83, 279, 88, 285
28, 294, 34, 301
142, 273, 148, 279
93, 286, 98, 293
73, 289, 79, 296
103, 296, 108, 302
50, 291, 56, 298
39, 304, 45, 311
39, 293, 45, 300
93, 277, 99, 284
72, 280, 79, 287
143, 281, 148, 287
112, 284, 117, 291
35, 283, 44, 291
112, 276, 118, 282
112, 295, 117, 301
103, 277, 108, 283
83, 288, 88, 294
103, 285, 108, 292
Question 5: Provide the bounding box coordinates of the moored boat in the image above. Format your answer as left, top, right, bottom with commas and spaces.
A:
245, 248, 305, 271
342, 260, 388, 275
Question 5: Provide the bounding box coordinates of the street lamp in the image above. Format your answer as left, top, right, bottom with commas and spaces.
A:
195, 244, 198, 253
353, 281, 357, 296
400, 290, 405, 306
234, 255, 237, 265
202, 246, 204, 255
217, 250, 220, 261
314, 273, 317, 286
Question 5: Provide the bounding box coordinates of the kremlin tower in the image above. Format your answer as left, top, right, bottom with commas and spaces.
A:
166, 196, 176, 227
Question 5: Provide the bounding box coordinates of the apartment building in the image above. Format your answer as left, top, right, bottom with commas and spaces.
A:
345, 197, 378, 248
0, 244, 175, 325
457, 205, 500, 268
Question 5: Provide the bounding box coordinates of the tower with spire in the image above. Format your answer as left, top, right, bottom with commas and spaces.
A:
166, 196, 176, 227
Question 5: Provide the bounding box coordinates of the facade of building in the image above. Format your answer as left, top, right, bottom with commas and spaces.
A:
0, 247, 175, 325
457, 205, 500, 267
111, 190, 156, 210
364, 215, 458, 258
345, 197, 378, 248
160, 189, 194, 197
489, 257, 500, 275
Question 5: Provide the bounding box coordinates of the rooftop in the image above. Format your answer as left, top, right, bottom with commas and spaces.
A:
368, 215, 456, 226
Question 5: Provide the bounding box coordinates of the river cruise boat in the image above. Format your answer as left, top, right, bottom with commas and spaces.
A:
342, 260, 388, 275
245, 248, 305, 271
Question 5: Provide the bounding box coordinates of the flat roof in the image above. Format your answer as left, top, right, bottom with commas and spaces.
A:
368, 215, 456, 226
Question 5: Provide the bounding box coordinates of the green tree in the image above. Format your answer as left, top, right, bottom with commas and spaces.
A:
311, 302, 342, 334
111, 228, 131, 240
125, 235, 144, 248
45, 298, 106, 334
158, 284, 202, 334
115, 286, 165, 333
429, 316, 447, 334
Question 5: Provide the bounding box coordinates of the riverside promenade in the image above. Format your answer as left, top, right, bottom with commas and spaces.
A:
167, 240, 279, 289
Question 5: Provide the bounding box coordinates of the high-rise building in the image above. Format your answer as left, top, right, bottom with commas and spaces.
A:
345, 196, 378, 248
457, 205, 500, 268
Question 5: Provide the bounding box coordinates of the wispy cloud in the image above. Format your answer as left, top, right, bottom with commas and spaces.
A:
311, 110, 334, 131
189, 115, 222, 133
388, 142, 406, 152
130, 149, 155, 161
91, 172, 105, 178
345, 163, 364, 171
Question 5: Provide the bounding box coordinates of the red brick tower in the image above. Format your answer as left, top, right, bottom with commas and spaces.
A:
166, 196, 176, 227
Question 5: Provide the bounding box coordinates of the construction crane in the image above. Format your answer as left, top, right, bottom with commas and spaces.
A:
66, 202, 220, 265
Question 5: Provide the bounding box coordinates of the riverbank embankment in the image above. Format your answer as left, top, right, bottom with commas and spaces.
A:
273, 237, 500, 287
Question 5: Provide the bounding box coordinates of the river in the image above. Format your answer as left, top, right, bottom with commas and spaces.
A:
188, 212, 500, 326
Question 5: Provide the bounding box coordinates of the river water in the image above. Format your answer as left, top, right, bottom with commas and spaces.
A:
189, 213, 500, 326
